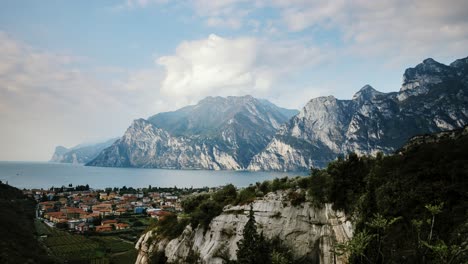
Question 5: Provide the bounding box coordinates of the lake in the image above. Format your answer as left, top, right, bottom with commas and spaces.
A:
0, 161, 306, 189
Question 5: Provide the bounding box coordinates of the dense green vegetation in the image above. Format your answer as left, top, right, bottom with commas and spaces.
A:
236, 205, 271, 264
233, 206, 298, 264
0, 183, 56, 263
308, 131, 468, 263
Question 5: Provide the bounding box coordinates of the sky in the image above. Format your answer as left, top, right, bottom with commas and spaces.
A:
1, 0, 467, 161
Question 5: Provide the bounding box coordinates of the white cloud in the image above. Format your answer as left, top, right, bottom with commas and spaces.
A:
0, 32, 163, 160
150, 0, 468, 63
280, 1, 468, 62
156, 34, 325, 100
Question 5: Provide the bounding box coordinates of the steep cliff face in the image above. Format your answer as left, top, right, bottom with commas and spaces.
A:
248, 57, 468, 171
87, 96, 298, 169
50, 138, 117, 164
135, 191, 352, 264
50, 146, 69, 162
87, 119, 242, 169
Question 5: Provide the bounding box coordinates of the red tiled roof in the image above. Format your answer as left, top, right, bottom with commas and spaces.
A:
102, 219, 118, 225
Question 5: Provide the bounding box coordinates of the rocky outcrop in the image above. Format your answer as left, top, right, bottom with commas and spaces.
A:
135, 191, 353, 264
87, 119, 243, 169
248, 56, 468, 171
50, 146, 69, 162
87, 96, 298, 169
50, 138, 117, 164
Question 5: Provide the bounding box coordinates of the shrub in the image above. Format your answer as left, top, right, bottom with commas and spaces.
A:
288, 191, 305, 207
236, 186, 256, 205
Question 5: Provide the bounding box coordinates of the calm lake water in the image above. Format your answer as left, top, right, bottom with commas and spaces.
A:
0, 161, 306, 189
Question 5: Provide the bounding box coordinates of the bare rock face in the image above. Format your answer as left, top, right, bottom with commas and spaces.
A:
87, 96, 298, 170
249, 56, 468, 171
87, 119, 243, 169
50, 138, 117, 164
88, 57, 468, 171
135, 191, 353, 264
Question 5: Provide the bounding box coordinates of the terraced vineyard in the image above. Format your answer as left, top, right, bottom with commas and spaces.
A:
35, 221, 137, 263
91, 236, 134, 253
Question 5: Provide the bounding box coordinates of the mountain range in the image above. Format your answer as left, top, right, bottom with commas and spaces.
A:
50, 138, 117, 164
86, 96, 298, 169
248, 57, 468, 170
52, 56, 468, 171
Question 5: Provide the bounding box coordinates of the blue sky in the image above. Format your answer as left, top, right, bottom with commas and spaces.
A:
1, 0, 467, 160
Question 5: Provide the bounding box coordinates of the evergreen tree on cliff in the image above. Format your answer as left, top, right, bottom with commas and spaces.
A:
236, 204, 271, 264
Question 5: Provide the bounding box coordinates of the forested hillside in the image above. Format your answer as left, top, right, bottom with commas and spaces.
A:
309, 126, 468, 263
0, 183, 55, 263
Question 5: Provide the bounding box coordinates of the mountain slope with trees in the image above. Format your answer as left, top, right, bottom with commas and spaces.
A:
0, 183, 56, 263
309, 125, 468, 263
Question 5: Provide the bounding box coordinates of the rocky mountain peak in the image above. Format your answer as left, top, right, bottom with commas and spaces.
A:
305, 95, 337, 106
54, 146, 68, 155
450, 56, 468, 80
450, 56, 468, 68
249, 55, 468, 171
422, 58, 437, 64
51, 138, 117, 164
401, 58, 454, 91
88, 95, 297, 170
131, 118, 149, 127
398, 57, 458, 101
352, 85, 381, 101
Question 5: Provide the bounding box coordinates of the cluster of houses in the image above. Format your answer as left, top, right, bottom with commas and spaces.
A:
26, 187, 183, 233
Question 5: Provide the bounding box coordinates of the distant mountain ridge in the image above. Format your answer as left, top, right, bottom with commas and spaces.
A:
50, 138, 118, 164
82, 56, 468, 171
86, 96, 298, 169
248, 56, 468, 171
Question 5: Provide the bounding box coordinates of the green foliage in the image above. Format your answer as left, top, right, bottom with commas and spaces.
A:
156, 214, 189, 239
288, 191, 305, 207
310, 128, 468, 263
0, 183, 57, 264
308, 169, 331, 207
34, 220, 136, 263
270, 237, 294, 264
422, 239, 468, 264
334, 230, 374, 263
190, 199, 223, 230
365, 213, 402, 232
236, 186, 257, 205
183, 185, 239, 231
181, 193, 211, 214
328, 153, 373, 214
271, 177, 292, 192
236, 205, 272, 264
213, 184, 238, 204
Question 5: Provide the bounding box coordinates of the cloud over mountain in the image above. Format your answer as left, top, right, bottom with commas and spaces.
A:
157, 34, 324, 98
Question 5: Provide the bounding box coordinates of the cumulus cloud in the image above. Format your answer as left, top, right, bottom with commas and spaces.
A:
156, 34, 324, 99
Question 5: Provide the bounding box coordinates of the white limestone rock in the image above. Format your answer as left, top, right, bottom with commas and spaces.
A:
135, 191, 353, 264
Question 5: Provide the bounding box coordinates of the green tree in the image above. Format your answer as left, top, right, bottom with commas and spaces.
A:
236, 205, 271, 264
213, 184, 237, 204
425, 202, 443, 242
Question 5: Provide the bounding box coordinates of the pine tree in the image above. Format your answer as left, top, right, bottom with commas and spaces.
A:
236, 204, 271, 264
